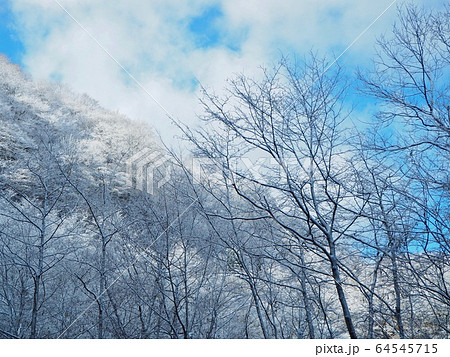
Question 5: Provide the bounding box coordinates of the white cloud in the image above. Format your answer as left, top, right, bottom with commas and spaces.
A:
8, 0, 444, 146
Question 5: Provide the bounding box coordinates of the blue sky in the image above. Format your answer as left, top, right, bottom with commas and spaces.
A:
187, 4, 246, 53
1, 2, 237, 67
188, 4, 223, 49
0, 1, 23, 64
0, 0, 445, 144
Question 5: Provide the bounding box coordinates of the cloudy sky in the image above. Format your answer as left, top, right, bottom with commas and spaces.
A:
0, 0, 444, 145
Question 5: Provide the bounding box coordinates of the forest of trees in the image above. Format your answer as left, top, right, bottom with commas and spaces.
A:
0, 5, 448, 339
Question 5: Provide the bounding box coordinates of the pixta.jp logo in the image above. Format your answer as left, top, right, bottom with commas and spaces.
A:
125, 149, 317, 194
126, 148, 173, 194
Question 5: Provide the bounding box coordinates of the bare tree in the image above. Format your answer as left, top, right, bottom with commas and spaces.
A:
359, 4, 450, 337
181, 57, 369, 338
0, 124, 77, 338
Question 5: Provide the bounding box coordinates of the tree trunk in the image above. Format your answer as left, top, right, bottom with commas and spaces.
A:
98, 235, 107, 339
329, 241, 358, 339
367, 254, 382, 338
391, 252, 405, 338
30, 204, 46, 339
299, 250, 315, 338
